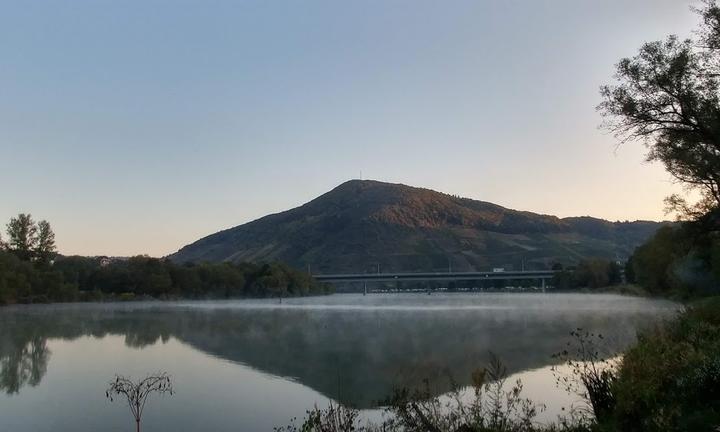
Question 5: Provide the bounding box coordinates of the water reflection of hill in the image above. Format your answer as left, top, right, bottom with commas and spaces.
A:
0, 296, 677, 407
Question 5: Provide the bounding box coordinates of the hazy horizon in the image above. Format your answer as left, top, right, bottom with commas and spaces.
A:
1, 0, 700, 256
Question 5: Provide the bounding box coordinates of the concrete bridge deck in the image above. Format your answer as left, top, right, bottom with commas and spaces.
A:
313, 270, 556, 283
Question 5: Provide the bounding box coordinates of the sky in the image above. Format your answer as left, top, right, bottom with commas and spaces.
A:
0, 0, 702, 257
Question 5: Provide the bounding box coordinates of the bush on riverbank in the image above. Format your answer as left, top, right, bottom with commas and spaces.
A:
603, 297, 720, 432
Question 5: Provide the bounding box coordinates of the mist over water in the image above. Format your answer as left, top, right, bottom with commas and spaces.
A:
0, 294, 678, 431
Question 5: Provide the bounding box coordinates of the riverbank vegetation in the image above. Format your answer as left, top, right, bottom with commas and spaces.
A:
550, 259, 623, 291
0, 214, 331, 305
608, 296, 720, 431
624, 217, 720, 299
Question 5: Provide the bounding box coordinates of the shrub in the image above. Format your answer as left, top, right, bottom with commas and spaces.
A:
552, 330, 618, 424
609, 298, 720, 431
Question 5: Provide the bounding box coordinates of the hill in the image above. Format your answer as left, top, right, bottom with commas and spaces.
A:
169, 180, 665, 273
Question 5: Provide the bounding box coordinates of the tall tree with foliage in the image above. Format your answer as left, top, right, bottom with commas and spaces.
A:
34, 220, 56, 264
599, 1, 720, 220
6, 213, 37, 261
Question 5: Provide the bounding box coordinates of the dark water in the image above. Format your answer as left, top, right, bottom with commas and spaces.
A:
0, 293, 678, 431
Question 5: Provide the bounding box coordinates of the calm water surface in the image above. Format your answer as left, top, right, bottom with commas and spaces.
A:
0, 293, 678, 431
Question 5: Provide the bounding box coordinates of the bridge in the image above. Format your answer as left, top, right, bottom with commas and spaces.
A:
313, 270, 557, 294
313, 270, 556, 283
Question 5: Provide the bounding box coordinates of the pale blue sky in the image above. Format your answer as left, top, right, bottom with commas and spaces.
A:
0, 0, 700, 256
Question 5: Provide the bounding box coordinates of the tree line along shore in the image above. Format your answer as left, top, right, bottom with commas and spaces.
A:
0, 214, 331, 305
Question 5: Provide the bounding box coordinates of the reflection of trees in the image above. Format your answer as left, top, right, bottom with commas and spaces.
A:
0, 300, 675, 406
0, 307, 172, 395
0, 336, 49, 394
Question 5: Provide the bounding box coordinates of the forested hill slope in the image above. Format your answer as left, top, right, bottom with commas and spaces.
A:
169, 180, 665, 273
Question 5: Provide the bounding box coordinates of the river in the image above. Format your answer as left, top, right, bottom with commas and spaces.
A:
0, 293, 678, 431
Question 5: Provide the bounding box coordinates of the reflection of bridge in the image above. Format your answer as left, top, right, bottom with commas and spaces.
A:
313, 270, 556, 283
